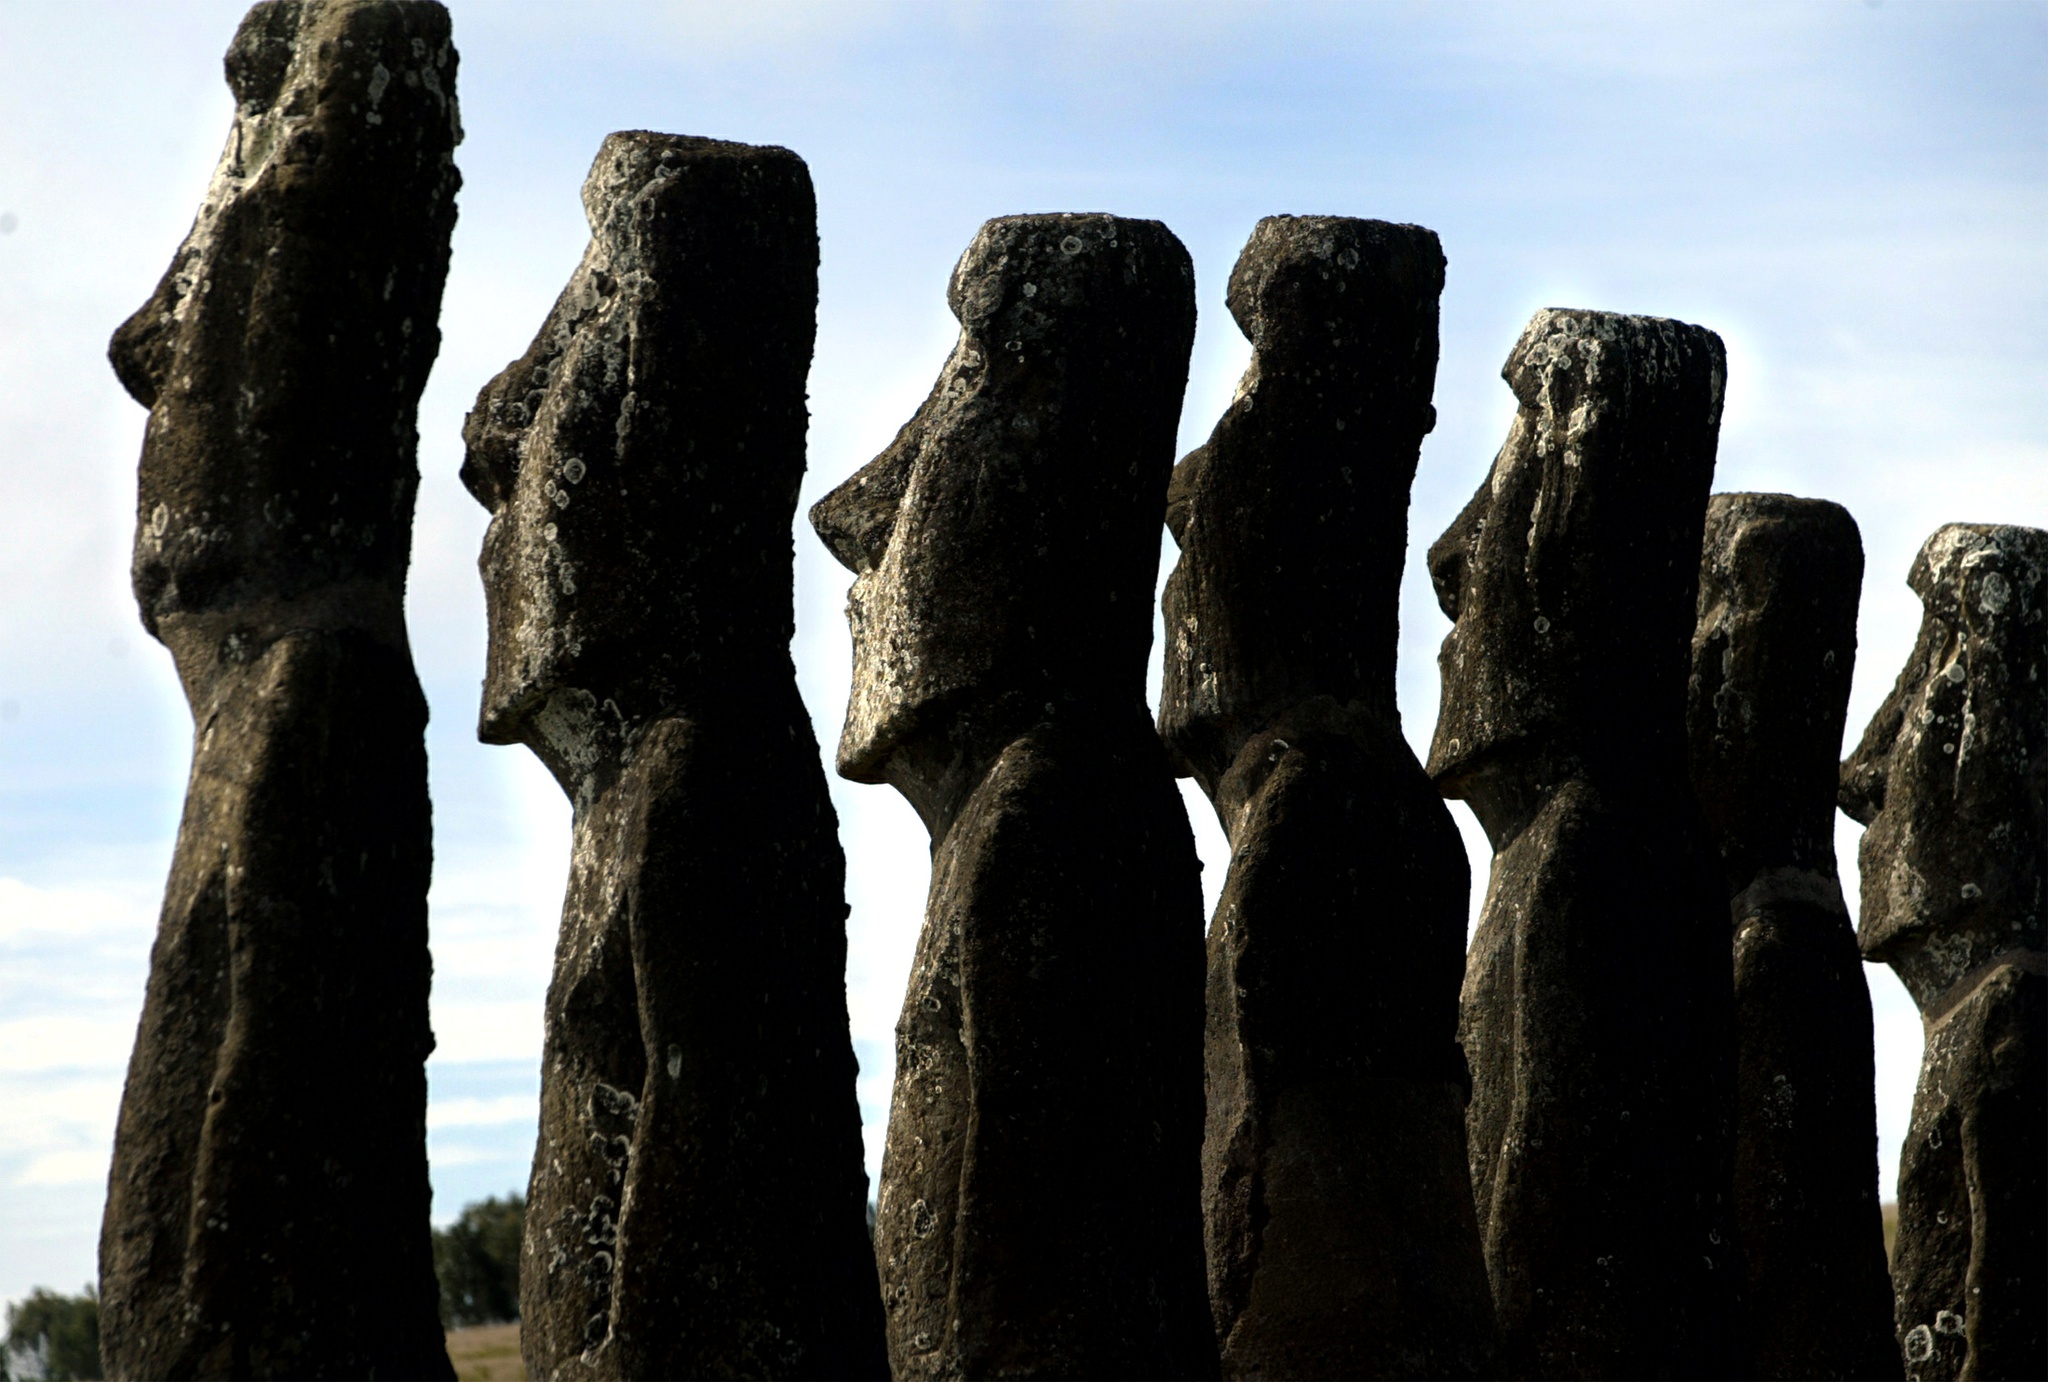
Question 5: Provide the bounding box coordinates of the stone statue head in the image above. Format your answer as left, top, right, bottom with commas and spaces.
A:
1157, 215, 1443, 793
1839, 523, 2047, 1005
1687, 492, 1862, 889
461, 132, 816, 791
110, 0, 459, 666
809, 213, 1195, 829
1425, 308, 1725, 832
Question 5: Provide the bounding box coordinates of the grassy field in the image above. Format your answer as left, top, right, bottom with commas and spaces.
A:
447, 1323, 524, 1381
437, 1215, 1903, 1380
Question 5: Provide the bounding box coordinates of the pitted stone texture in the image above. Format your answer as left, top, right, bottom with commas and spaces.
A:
1426, 309, 1738, 1378
461, 132, 884, 1381
1886, 970, 2043, 1382
811, 213, 1215, 1380
1158, 216, 1495, 1379
97, 5, 458, 1378
1840, 523, 2046, 1381
1687, 494, 1898, 1380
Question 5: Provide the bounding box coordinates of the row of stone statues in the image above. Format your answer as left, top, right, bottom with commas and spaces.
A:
94, 3, 2044, 1379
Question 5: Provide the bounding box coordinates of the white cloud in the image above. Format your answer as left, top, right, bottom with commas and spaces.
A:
0, 878, 152, 946
0, 1083, 121, 1158
431, 1003, 545, 1067
422, 1143, 512, 1171
14, 1151, 109, 1189
428, 1097, 538, 1133
0, 1019, 134, 1076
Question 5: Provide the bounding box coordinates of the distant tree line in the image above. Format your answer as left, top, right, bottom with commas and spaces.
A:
2, 1285, 99, 1382
434, 1193, 524, 1329
0, 1191, 521, 1378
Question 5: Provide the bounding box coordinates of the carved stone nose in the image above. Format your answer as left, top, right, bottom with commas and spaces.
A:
1427, 510, 1472, 621
810, 446, 910, 576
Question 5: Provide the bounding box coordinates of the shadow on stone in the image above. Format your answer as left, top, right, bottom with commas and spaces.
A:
1158, 215, 1496, 1380
1687, 492, 1899, 1380
1426, 308, 1737, 1378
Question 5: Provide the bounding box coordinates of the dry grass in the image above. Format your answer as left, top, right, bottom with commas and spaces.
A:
447, 1322, 525, 1382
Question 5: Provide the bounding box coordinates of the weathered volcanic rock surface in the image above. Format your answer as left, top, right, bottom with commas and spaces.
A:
1157, 215, 1495, 1379
1687, 493, 1899, 1380
1426, 308, 1738, 1378
810, 213, 1215, 1381
1840, 523, 2047, 1382
97, 4, 459, 1378
460, 132, 884, 1381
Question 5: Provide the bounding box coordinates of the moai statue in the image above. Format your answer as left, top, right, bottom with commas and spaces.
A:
460, 133, 884, 1380
1426, 309, 1738, 1377
809, 214, 1215, 1380
1839, 523, 2047, 1382
1157, 216, 1495, 1379
97, 4, 458, 1377
1687, 494, 1900, 1380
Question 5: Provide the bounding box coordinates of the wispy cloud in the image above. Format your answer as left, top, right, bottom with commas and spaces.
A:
428, 1097, 540, 1133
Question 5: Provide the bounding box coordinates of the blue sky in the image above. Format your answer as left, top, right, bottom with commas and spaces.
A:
1, 0, 2043, 1310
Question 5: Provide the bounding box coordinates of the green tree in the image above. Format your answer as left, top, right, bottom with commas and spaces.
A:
433, 1193, 524, 1328
2, 1284, 100, 1382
